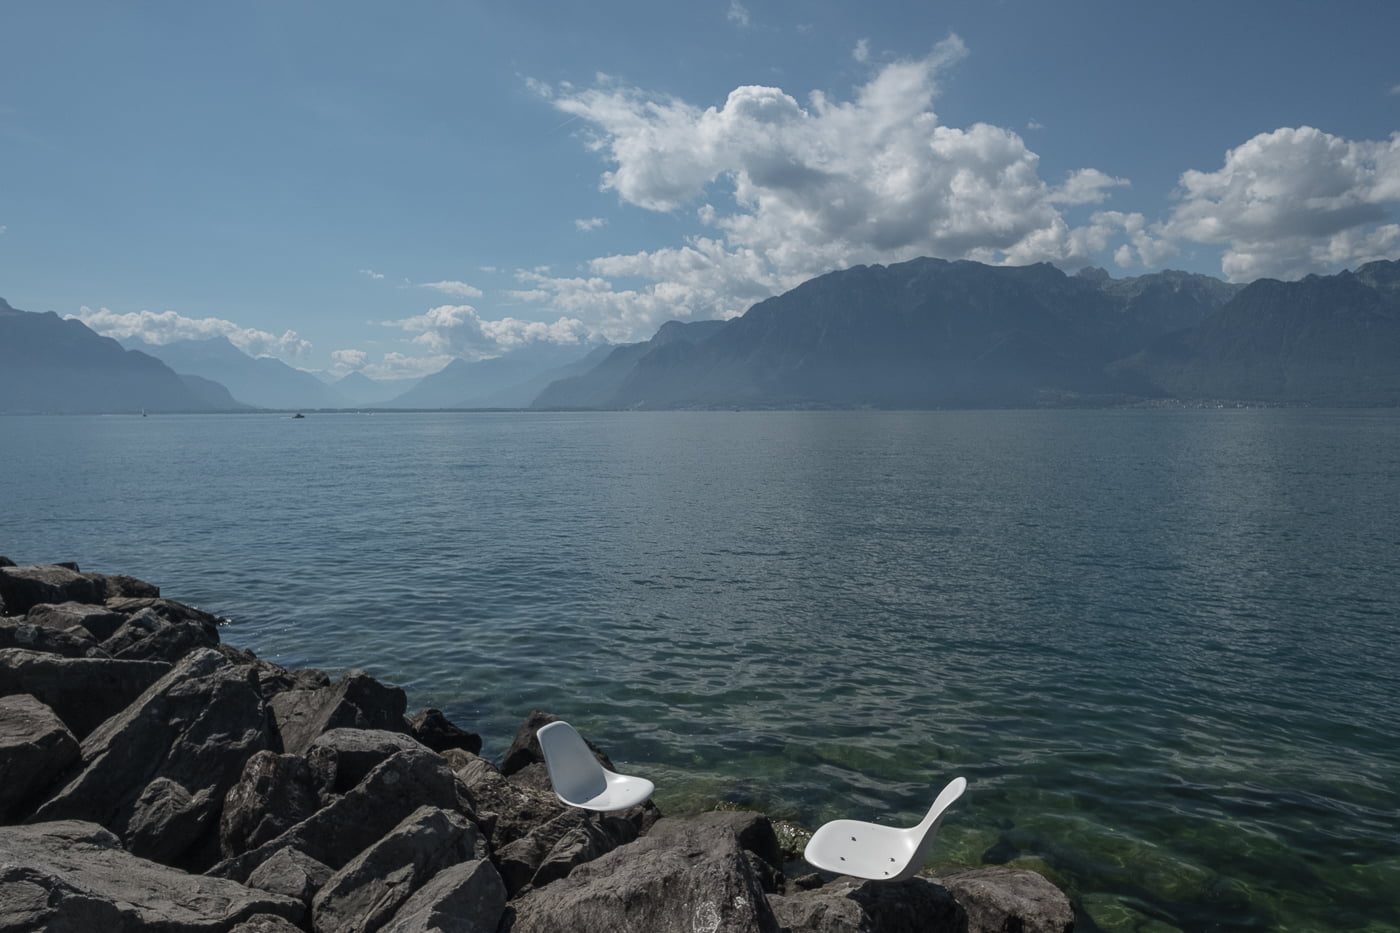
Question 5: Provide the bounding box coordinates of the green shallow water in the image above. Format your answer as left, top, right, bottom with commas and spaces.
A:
5, 409, 1398, 931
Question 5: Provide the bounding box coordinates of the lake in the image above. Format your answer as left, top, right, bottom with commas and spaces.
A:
4, 409, 1398, 932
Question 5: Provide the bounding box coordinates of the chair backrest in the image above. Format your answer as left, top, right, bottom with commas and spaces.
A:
896, 776, 967, 880
536, 720, 607, 805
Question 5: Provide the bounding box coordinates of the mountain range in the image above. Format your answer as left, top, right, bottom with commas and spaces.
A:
4, 257, 1399, 413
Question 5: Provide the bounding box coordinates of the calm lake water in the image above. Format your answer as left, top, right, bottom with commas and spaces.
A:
4, 409, 1398, 932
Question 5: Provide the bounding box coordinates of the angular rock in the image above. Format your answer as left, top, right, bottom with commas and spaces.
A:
245, 848, 334, 908
941, 867, 1075, 933
409, 706, 483, 755
105, 595, 225, 628
30, 647, 272, 869
26, 600, 130, 641
454, 751, 568, 854
311, 805, 487, 933
0, 648, 170, 738
493, 808, 589, 897
211, 747, 476, 884
502, 710, 623, 776
379, 858, 507, 933
501, 816, 780, 933
231, 916, 307, 933
101, 606, 221, 663
0, 693, 80, 820
527, 811, 641, 892
0, 564, 102, 615
768, 876, 963, 933
0, 820, 303, 931
85, 571, 162, 600
0, 619, 106, 658
307, 727, 425, 795
268, 670, 409, 756
220, 751, 323, 859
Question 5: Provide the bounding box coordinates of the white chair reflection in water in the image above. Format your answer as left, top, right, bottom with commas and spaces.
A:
803, 776, 967, 881
536, 720, 656, 812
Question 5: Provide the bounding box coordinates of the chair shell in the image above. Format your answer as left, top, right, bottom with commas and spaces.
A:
803, 776, 967, 882
536, 720, 655, 812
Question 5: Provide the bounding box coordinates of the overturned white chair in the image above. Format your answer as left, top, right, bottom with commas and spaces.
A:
803, 776, 967, 881
536, 720, 655, 812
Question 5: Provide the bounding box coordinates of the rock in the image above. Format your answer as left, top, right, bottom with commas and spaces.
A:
211, 747, 476, 884
85, 571, 161, 600
493, 808, 589, 897
245, 848, 334, 908
268, 670, 409, 756
941, 867, 1075, 933
105, 595, 225, 628
454, 751, 568, 854
307, 727, 426, 795
652, 810, 782, 880
379, 858, 507, 933
526, 812, 641, 892
310, 805, 487, 933
501, 815, 780, 933
231, 916, 307, 933
101, 606, 221, 663
0, 693, 80, 820
0, 648, 171, 738
30, 647, 272, 870
25, 600, 130, 640
0, 619, 106, 658
0, 564, 102, 615
409, 706, 483, 755
768, 876, 963, 933
501, 710, 619, 776
220, 751, 323, 858
0, 820, 304, 931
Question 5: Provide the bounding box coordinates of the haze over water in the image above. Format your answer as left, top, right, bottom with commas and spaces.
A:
6, 409, 1398, 932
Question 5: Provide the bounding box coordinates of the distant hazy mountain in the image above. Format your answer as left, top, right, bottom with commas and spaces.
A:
1111, 259, 1400, 405
385, 341, 610, 408
0, 298, 246, 413
332, 371, 422, 406
534, 259, 1242, 410
123, 336, 348, 410
532, 321, 728, 408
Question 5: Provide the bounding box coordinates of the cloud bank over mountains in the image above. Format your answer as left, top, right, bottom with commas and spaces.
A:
71, 38, 1400, 377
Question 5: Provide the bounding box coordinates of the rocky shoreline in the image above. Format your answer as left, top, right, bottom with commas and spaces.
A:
0, 558, 1074, 932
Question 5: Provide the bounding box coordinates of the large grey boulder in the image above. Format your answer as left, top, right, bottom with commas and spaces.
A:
500, 815, 781, 933
85, 571, 162, 600
453, 751, 568, 854
0, 820, 303, 932
310, 805, 487, 933
941, 867, 1075, 933
0, 564, 102, 615
408, 707, 483, 755
379, 858, 507, 933
308, 727, 425, 795
211, 747, 477, 884
220, 751, 324, 859
0, 619, 106, 658
0, 648, 171, 738
268, 670, 409, 756
101, 606, 221, 663
0, 693, 80, 820
245, 848, 334, 909
30, 648, 272, 869
25, 600, 130, 640
768, 877, 963, 933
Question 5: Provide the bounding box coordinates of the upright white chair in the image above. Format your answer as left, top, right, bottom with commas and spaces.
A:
536, 720, 655, 812
803, 776, 967, 881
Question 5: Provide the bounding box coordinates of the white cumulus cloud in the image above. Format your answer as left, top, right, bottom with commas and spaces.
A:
379, 302, 588, 359
71, 306, 312, 357
418, 280, 484, 298
1160, 126, 1400, 281
575, 217, 607, 232
521, 37, 1136, 339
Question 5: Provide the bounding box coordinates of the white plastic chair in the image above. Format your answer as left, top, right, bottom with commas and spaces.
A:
536, 720, 656, 812
803, 776, 967, 881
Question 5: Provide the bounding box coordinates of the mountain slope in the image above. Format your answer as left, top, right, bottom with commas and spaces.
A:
123, 336, 349, 409
0, 299, 244, 413
386, 342, 610, 408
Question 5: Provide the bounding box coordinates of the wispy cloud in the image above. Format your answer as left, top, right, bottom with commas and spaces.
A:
418, 280, 483, 298
727, 0, 750, 27
379, 302, 589, 359
359, 268, 385, 280
71, 307, 312, 357
575, 217, 607, 232
853, 39, 871, 63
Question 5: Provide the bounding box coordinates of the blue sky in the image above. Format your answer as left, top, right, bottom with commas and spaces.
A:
4, 0, 1398, 379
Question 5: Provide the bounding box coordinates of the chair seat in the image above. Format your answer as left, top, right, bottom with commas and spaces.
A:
804, 818, 919, 879
567, 772, 656, 812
